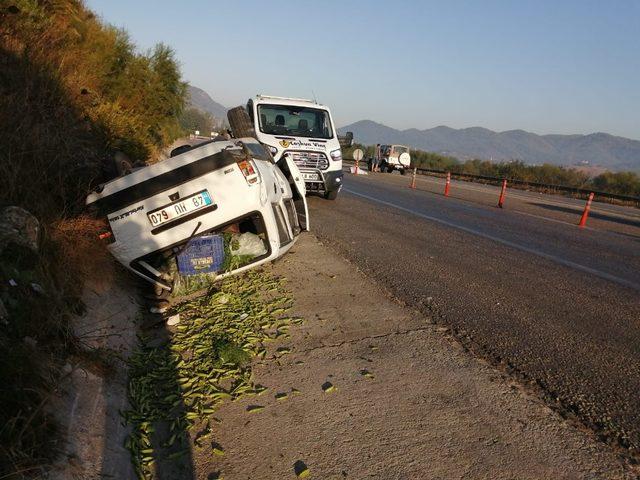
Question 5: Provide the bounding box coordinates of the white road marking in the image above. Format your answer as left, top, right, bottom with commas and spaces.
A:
343, 188, 640, 292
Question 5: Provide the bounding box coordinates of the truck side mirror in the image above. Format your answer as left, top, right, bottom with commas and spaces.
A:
338, 131, 353, 148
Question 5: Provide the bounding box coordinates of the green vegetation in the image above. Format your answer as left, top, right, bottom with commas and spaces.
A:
591, 171, 640, 197
1, 1, 188, 475
344, 143, 640, 198
449, 160, 639, 198
124, 271, 300, 479
1, 0, 186, 220
179, 107, 216, 137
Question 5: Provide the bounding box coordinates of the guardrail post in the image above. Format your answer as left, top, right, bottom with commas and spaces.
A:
444, 172, 451, 197
578, 192, 594, 227
498, 179, 507, 208
409, 168, 417, 189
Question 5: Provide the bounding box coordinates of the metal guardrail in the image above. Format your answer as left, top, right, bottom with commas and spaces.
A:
343, 159, 640, 207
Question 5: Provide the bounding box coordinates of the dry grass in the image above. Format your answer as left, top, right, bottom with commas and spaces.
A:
49, 216, 116, 293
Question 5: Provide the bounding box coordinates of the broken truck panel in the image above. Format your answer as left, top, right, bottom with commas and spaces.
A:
86, 138, 308, 290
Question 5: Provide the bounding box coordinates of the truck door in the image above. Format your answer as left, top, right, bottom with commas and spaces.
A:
278, 156, 309, 231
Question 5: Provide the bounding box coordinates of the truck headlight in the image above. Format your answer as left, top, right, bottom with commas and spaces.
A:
330, 149, 342, 161
266, 145, 278, 155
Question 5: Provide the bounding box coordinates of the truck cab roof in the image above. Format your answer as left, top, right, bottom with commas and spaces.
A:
253, 95, 328, 110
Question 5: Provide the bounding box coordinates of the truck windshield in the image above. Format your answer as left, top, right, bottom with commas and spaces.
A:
257, 104, 334, 139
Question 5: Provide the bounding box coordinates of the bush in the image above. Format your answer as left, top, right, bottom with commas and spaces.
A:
592, 171, 640, 197
179, 107, 215, 136
0, 1, 188, 475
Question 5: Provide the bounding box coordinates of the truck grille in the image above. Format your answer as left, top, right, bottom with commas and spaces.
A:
288, 151, 329, 170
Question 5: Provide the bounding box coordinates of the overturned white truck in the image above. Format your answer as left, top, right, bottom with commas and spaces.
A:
86, 138, 308, 292
228, 95, 344, 200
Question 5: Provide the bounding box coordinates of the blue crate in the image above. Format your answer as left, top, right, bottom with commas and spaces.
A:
176, 234, 225, 276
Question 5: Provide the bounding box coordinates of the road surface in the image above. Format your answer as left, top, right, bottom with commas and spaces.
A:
308, 169, 640, 457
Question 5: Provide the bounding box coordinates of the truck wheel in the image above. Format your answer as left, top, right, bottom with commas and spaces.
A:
400, 168, 407, 176
227, 106, 256, 139
324, 190, 339, 200
386, 166, 394, 173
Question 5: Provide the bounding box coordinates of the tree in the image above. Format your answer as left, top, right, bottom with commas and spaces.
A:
179, 108, 214, 136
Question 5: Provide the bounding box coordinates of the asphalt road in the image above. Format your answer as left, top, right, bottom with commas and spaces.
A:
308, 170, 640, 457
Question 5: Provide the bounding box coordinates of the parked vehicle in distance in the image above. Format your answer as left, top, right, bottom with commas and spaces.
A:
86, 138, 308, 292
379, 144, 411, 174
241, 95, 344, 200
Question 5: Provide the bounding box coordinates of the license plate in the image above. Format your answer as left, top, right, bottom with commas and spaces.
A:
302, 172, 321, 181
148, 190, 213, 227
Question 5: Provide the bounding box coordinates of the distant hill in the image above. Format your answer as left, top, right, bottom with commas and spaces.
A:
338, 120, 640, 172
187, 85, 228, 121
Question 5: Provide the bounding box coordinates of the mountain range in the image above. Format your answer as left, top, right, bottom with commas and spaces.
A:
187, 85, 228, 121
338, 120, 640, 172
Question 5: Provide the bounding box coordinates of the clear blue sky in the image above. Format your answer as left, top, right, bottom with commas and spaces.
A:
87, 0, 639, 139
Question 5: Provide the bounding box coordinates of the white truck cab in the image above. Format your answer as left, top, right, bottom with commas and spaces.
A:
246, 95, 344, 200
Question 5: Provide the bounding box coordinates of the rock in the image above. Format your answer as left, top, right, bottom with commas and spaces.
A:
0, 206, 40, 253
30, 283, 45, 295
166, 314, 180, 326
149, 306, 169, 314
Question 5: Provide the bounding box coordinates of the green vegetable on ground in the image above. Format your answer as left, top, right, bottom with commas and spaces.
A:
321, 382, 336, 393
121, 270, 298, 479
294, 460, 311, 478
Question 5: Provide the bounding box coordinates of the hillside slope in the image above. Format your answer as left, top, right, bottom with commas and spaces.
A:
187, 85, 227, 120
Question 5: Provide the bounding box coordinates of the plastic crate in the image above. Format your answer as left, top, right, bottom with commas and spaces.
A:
176, 234, 225, 276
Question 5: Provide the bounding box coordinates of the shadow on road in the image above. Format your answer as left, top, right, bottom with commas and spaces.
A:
531, 202, 640, 229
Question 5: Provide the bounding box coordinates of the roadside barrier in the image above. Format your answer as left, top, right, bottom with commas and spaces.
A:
444, 172, 451, 197
578, 192, 595, 227
498, 179, 507, 208
409, 168, 417, 189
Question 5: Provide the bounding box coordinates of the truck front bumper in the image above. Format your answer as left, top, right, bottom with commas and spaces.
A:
300, 169, 343, 193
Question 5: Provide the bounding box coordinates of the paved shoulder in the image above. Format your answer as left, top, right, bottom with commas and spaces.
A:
196, 234, 635, 479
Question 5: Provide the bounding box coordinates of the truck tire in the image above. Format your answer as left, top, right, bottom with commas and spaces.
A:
400, 168, 407, 176
386, 165, 394, 173
324, 189, 339, 200
227, 106, 256, 139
